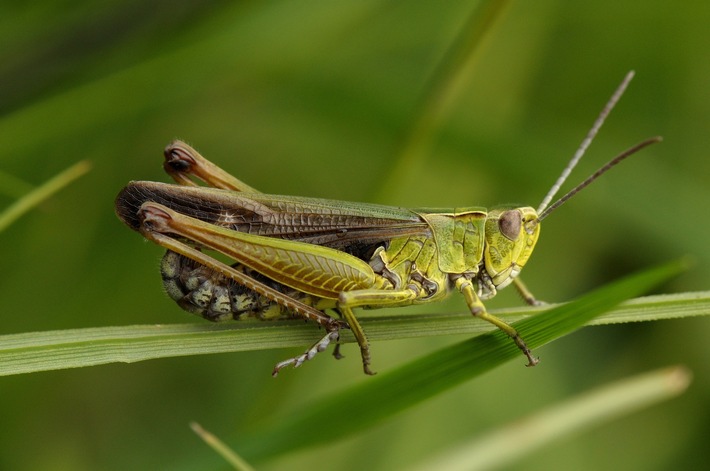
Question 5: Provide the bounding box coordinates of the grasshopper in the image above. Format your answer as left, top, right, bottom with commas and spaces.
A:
115, 71, 660, 376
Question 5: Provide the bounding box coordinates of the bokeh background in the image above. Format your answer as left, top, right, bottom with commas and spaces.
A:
1, 1, 709, 470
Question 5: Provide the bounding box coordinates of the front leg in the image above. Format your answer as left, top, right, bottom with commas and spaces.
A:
455, 277, 539, 366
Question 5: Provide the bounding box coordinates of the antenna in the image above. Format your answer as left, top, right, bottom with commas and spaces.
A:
536, 71, 636, 215
537, 136, 662, 221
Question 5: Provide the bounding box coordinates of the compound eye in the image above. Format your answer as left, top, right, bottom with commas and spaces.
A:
498, 210, 522, 240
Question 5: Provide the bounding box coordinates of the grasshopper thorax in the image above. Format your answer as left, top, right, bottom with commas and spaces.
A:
479, 207, 540, 298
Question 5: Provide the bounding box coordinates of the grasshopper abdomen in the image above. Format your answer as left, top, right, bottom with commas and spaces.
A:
161, 250, 302, 322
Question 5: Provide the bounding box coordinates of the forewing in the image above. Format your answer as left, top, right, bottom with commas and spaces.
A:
115, 181, 430, 248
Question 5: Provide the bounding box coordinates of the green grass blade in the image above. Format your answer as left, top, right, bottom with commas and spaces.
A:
190, 422, 255, 471
0, 292, 706, 376
407, 365, 691, 471
588, 290, 710, 324
233, 260, 686, 461
0, 264, 703, 378
377, 0, 511, 200
0, 160, 91, 233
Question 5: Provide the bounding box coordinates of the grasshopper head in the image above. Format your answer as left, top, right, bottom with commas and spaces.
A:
481, 207, 540, 296
474, 74, 662, 300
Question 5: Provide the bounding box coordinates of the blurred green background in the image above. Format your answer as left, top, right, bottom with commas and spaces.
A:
1, 1, 709, 470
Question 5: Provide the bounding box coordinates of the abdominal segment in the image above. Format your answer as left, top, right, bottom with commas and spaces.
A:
160, 250, 313, 322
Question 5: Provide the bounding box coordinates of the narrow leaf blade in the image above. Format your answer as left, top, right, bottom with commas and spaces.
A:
235, 260, 686, 461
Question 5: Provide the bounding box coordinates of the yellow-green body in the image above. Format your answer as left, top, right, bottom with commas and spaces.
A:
115, 74, 658, 376
115, 141, 543, 375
